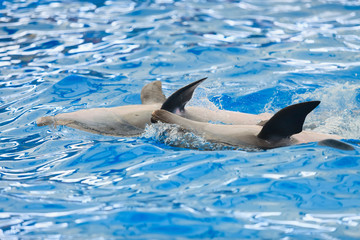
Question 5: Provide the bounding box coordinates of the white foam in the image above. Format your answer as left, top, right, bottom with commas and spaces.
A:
142, 123, 238, 151
295, 82, 360, 139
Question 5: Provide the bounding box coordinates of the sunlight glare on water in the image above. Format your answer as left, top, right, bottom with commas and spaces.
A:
0, 0, 360, 239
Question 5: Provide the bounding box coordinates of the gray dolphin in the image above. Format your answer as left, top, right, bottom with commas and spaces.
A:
152, 101, 354, 150
37, 78, 270, 136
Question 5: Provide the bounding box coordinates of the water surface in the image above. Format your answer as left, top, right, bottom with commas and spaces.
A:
1, 0, 360, 239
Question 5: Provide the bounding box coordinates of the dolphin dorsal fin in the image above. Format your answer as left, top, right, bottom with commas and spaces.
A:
257, 101, 321, 141
161, 77, 207, 113
141, 81, 167, 104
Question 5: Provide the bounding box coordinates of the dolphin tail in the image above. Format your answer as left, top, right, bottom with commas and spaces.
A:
257, 101, 321, 141
160, 77, 207, 113
141, 80, 167, 104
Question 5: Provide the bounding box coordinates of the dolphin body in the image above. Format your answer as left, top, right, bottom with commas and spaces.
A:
37, 79, 168, 136
37, 78, 270, 136
152, 101, 354, 151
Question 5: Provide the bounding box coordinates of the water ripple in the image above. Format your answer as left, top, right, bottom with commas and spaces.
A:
1, 0, 360, 239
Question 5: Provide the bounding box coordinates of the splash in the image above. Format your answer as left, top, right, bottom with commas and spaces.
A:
295, 82, 360, 139
187, 86, 221, 112
142, 122, 240, 151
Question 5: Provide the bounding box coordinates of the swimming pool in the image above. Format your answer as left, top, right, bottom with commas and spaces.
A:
1, 0, 360, 239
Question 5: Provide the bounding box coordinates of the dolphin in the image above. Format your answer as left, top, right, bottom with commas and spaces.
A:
152, 101, 354, 150
37, 78, 270, 136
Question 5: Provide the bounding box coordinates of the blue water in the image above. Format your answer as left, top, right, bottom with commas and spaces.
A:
1, 0, 360, 239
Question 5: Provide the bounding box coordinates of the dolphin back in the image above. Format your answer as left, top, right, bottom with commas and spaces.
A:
257, 101, 321, 141
161, 77, 207, 113
318, 139, 354, 151
141, 81, 167, 104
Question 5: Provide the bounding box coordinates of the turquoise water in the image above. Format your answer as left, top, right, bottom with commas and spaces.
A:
1, 0, 360, 239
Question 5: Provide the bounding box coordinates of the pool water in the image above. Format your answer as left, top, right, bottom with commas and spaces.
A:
1, 0, 360, 239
